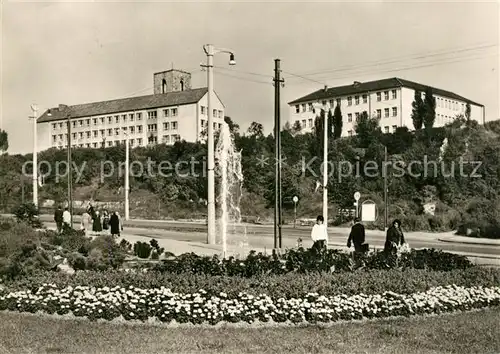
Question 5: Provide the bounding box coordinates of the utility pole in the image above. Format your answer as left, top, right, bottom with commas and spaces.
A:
384, 145, 388, 230
61, 104, 73, 228
30, 104, 38, 207
274, 59, 284, 250
124, 133, 130, 220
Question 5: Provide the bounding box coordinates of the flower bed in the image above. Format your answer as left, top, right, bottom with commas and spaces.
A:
0, 284, 499, 325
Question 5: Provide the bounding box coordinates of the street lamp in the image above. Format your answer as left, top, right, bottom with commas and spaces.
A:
29, 104, 38, 207
313, 100, 331, 224
124, 132, 130, 221
202, 44, 235, 245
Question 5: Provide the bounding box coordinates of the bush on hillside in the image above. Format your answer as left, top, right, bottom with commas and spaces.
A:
13, 203, 43, 229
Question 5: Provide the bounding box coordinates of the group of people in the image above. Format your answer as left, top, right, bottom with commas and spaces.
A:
53, 204, 123, 238
311, 215, 406, 263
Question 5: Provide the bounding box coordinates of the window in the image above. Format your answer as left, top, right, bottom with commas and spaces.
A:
130, 139, 135, 146
100, 117, 105, 124
336, 98, 341, 106
218, 110, 223, 118
164, 135, 170, 144
348, 113, 352, 123
376, 109, 382, 118
384, 91, 389, 100
86, 119, 90, 126
79, 120, 83, 127
163, 122, 170, 130
172, 108, 178, 116
86, 131, 91, 138
302, 119, 306, 127
138, 138, 143, 146
348, 130, 353, 136
107, 129, 112, 136
301, 104, 306, 112
308, 119, 313, 127
59, 123, 63, 129
329, 99, 334, 107
107, 141, 112, 147
391, 90, 397, 99
392, 107, 398, 117
114, 141, 119, 147
213, 122, 217, 130
122, 127, 128, 133
114, 128, 119, 136
355, 96, 360, 105
218, 123, 222, 129
72, 121, 76, 128
384, 126, 389, 133
461, 103, 465, 112
52, 135, 57, 142
213, 109, 217, 117
100, 129, 105, 137
347, 96, 352, 106
295, 105, 299, 113
322, 100, 327, 106
137, 113, 142, 120
392, 125, 397, 132
72, 133, 77, 139
148, 111, 157, 119
308, 103, 313, 112
86, 143, 91, 148
115, 116, 119, 123
164, 109, 170, 117
93, 143, 97, 148
52, 124, 57, 130
137, 126, 143, 133
93, 118, 97, 125
79, 132, 84, 139
172, 121, 178, 130
202, 106, 207, 115
108, 116, 112, 124
130, 126, 135, 134
129, 114, 134, 122
376, 92, 381, 101
362, 94, 367, 103
355, 112, 360, 121
93, 130, 98, 137
175, 135, 181, 142
384, 108, 389, 118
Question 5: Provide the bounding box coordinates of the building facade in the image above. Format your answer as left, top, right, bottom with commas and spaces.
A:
288, 77, 484, 137
36, 69, 225, 152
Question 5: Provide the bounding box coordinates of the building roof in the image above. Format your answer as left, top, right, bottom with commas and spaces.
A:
38, 87, 209, 123
288, 77, 483, 106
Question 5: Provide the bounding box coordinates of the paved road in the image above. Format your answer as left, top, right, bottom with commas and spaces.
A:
37, 217, 500, 258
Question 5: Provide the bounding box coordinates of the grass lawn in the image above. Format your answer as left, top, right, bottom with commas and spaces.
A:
0, 309, 499, 354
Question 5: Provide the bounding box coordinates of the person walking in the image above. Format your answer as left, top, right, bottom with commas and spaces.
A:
54, 206, 63, 234
347, 217, 368, 267
80, 211, 92, 237
102, 210, 110, 233
311, 215, 328, 251
109, 212, 121, 238
384, 219, 406, 255
62, 207, 71, 232
92, 210, 103, 235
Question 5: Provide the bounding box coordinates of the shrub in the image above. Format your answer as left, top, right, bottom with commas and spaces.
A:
40, 229, 91, 256
13, 203, 43, 229
134, 241, 152, 259
67, 252, 86, 271
88, 235, 126, 270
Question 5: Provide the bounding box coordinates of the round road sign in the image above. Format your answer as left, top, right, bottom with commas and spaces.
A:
354, 192, 361, 201
292, 196, 298, 203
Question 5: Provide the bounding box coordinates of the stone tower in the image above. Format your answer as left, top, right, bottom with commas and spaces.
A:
154, 69, 192, 94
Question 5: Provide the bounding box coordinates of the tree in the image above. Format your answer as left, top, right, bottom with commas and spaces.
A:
354, 111, 381, 148
465, 102, 471, 123
423, 87, 436, 129
0, 129, 8, 153
411, 90, 425, 130
333, 104, 343, 140
224, 116, 240, 135
291, 120, 302, 135
247, 122, 264, 137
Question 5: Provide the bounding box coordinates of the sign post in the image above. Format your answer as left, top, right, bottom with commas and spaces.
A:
354, 192, 360, 218
293, 196, 299, 228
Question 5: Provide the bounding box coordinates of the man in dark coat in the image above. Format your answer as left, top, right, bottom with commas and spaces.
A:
54, 206, 63, 234
109, 212, 120, 237
347, 218, 367, 267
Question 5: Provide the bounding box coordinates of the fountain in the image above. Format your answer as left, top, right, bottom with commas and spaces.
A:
215, 123, 244, 258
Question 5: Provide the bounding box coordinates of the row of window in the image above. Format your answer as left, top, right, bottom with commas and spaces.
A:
437, 97, 465, 112
347, 125, 398, 136
52, 113, 145, 130
294, 90, 399, 113
200, 106, 224, 118
54, 133, 183, 149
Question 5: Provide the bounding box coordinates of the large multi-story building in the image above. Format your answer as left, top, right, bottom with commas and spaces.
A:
288, 77, 485, 136
37, 69, 225, 151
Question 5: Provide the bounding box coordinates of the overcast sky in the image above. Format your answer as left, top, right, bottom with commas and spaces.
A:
1, 0, 498, 154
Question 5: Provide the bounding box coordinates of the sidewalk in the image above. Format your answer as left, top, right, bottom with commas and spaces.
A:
437, 235, 500, 247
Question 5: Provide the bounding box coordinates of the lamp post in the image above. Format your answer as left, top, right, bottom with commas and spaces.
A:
29, 104, 38, 207
59, 104, 73, 227
124, 132, 130, 220
313, 100, 331, 223
202, 44, 235, 245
